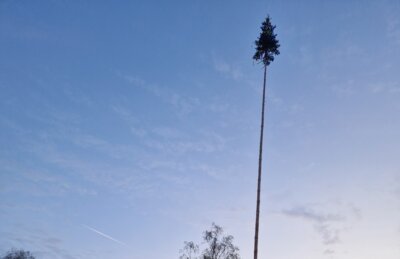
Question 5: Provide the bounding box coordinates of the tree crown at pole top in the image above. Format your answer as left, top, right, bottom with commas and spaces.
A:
253, 16, 280, 66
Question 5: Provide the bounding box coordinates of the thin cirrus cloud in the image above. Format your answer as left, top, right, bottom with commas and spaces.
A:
118, 73, 200, 117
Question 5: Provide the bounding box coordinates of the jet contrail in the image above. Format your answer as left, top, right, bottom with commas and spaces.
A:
83, 224, 127, 246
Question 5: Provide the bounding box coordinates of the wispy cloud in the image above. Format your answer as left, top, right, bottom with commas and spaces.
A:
282, 203, 364, 254
387, 15, 400, 47
282, 206, 344, 223
282, 205, 346, 247
82, 225, 126, 246
324, 249, 334, 255
111, 105, 148, 138
118, 73, 200, 116
368, 81, 400, 95
212, 57, 242, 80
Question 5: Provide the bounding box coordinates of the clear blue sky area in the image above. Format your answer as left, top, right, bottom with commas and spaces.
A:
1, 1, 400, 258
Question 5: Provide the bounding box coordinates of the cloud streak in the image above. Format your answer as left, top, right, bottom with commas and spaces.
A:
282, 206, 345, 246
82, 225, 126, 246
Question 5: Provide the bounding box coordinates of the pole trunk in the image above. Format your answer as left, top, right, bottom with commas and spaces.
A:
254, 65, 267, 259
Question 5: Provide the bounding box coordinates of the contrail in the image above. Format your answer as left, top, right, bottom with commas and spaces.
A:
83, 224, 127, 246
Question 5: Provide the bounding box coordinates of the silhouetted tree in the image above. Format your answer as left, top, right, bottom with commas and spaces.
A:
179, 223, 240, 259
1, 249, 35, 259
179, 241, 199, 259
252, 16, 280, 259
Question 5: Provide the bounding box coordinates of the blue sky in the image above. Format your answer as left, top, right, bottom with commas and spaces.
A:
1, 0, 400, 258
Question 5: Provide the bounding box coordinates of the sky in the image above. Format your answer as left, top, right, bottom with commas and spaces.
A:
0, 0, 400, 258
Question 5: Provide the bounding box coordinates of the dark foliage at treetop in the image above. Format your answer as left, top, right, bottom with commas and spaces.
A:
253, 16, 280, 66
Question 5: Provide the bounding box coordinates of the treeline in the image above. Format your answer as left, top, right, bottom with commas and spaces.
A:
1, 249, 35, 259
3, 223, 240, 259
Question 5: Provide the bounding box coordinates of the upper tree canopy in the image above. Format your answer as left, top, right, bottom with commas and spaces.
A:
253, 16, 280, 66
179, 223, 240, 259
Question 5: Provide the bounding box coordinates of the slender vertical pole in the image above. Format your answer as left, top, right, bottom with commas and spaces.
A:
254, 65, 267, 259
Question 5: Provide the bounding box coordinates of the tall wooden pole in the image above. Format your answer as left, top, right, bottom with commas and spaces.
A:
254, 65, 267, 259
